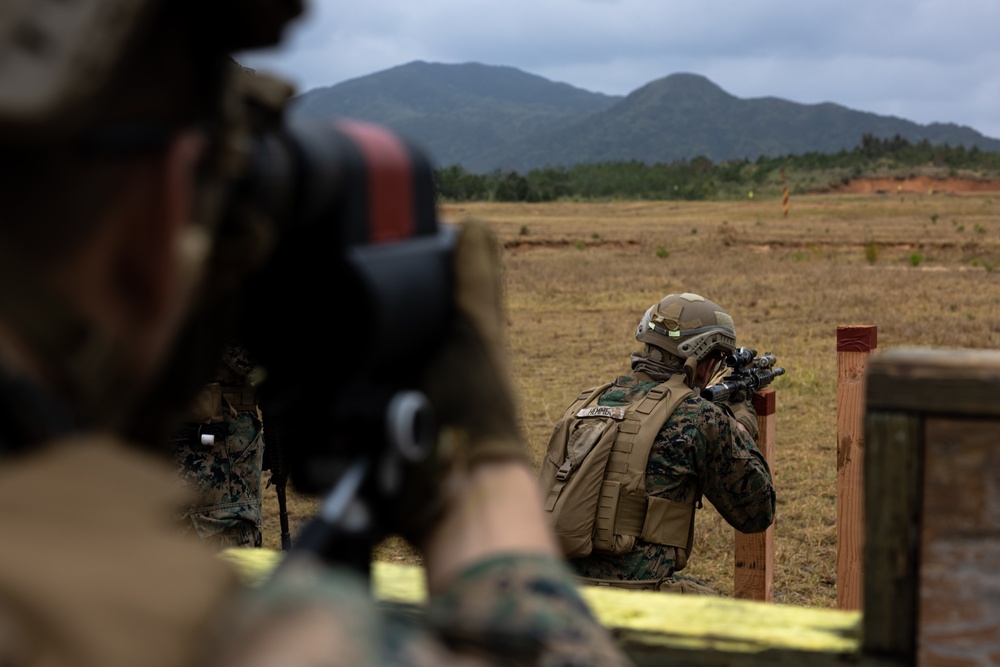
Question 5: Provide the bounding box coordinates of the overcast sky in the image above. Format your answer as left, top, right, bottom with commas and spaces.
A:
239, 0, 1000, 140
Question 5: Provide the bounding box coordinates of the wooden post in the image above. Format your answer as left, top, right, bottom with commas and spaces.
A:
860, 410, 920, 659
864, 348, 1000, 665
734, 389, 776, 602
836, 324, 877, 611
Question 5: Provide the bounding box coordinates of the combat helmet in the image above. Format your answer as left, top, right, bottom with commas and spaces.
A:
635, 293, 736, 363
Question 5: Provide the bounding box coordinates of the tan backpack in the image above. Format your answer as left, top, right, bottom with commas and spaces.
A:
539, 374, 696, 559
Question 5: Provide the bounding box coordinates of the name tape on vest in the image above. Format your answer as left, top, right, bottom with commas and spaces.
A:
576, 406, 626, 420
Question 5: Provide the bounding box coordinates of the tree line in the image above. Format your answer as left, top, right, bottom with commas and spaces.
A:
435, 134, 1000, 202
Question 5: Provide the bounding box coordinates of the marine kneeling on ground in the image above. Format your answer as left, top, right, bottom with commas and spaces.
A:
539, 292, 776, 595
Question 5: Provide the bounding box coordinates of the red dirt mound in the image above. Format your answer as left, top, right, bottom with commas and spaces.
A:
827, 176, 1000, 194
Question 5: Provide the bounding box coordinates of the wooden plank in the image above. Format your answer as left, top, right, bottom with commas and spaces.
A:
863, 348, 1000, 664
861, 411, 922, 661
865, 348, 1000, 417
919, 417, 1000, 666
837, 324, 877, 611
734, 389, 776, 602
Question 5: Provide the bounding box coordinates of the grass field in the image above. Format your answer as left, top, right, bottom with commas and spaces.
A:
262, 189, 1000, 609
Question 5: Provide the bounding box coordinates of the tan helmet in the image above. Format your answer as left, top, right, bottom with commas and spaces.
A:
635, 293, 736, 363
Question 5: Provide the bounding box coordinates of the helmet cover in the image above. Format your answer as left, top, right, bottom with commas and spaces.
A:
635, 292, 736, 362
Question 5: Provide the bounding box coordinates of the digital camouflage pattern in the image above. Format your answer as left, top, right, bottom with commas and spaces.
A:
174, 340, 265, 548
571, 375, 775, 588
175, 411, 264, 548
423, 555, 631, 665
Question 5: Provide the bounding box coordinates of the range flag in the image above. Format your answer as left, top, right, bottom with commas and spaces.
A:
781, 169, 789, 217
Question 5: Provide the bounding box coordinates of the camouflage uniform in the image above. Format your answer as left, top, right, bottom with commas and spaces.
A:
571, 374, 775, 591
174, 341, 265, 548
424, 555, 625, 664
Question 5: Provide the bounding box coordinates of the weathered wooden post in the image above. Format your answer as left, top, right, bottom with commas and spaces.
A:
734, 389, 776, 602
836, 324, 877, 610
864, 347, 1000, 666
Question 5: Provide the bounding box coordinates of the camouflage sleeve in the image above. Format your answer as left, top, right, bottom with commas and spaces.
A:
425, 554, 632, 666
695, 400, 775, 534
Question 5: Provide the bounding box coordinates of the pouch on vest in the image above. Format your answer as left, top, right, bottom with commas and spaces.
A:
539, 375, 694, 559
538, 382, 617, 559
188, 383, 225, 425
188, 383, 257, 425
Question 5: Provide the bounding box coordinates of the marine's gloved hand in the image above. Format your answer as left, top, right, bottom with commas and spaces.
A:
422, 220, 529, 466
724, 397, 759, 442
393, 221, 529, 546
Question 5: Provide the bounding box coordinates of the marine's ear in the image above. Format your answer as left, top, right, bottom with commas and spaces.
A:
114, 131, 205, 333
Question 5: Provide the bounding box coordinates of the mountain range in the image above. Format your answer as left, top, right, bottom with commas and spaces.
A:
290, 61, 1000, 174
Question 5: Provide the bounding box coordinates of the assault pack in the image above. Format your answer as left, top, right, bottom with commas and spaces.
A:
538, 374, 699, 560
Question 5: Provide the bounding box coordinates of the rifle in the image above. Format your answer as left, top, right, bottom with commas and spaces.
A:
259, 406, 292, 551
701, 348, 785, 404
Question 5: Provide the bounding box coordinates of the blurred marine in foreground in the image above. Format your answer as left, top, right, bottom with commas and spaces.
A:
0, 1, 630, 666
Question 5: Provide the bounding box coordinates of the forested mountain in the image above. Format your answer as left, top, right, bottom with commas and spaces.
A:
291, 62, 1000, 173
291, 61, 620, 170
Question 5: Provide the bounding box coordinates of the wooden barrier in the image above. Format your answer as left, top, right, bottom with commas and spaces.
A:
836, 324, 877, 610
864, 347, 1000, 665
734, 388, 776, 601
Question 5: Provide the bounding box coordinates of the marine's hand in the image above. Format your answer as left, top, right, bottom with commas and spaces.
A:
725, 397, 759, 442
392, 220, 529, 546
422, 220, 528, 466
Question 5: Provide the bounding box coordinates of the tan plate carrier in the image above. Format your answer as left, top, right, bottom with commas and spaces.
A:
539, 374, 697, 561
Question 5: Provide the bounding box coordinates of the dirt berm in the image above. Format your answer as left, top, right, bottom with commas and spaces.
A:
826, 176, 1000, 194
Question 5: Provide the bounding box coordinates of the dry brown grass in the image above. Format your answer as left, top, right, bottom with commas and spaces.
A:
263, 192, 1000, 608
